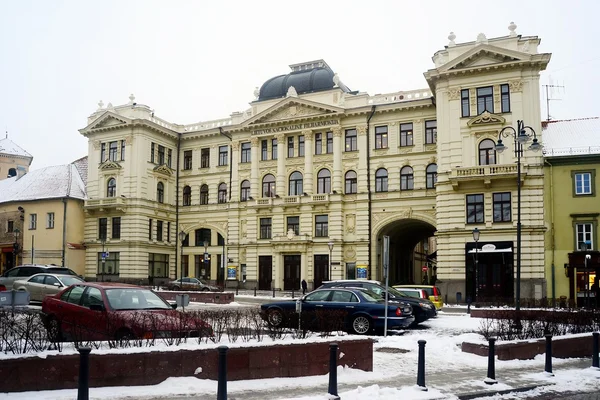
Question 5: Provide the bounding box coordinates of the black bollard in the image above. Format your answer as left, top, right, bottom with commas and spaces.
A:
545, 334, 554, 376
416, 340, 428, 391
236, 286, 239, 295
217, 346, 228, 400
254, 286, 257, 297
273, 286, 275, 298
292, 288, 295, 299
328, 343, 340, 399
593, 332, 599, 369
485, 337, 497, 384
77, 346, 91, 400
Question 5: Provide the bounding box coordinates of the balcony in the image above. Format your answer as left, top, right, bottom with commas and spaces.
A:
84, 197, 127, 212
448, 164, 526, 189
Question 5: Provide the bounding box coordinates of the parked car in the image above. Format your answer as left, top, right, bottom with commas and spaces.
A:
0, 265, 80, 291
318, 280, 437, 326
164, 277, 220, 292
41, 282, 213, 342
13, 273, 84, 302
393, 285, 443, 310
260, 287, 414, 335
397, 287, 429, 300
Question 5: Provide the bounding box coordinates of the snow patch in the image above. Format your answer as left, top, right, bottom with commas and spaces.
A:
194, 367, 203, 375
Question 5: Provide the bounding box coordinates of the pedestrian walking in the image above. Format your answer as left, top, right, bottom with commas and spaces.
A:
301, 279, 307, 295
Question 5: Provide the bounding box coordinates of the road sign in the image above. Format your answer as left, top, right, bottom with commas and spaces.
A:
422, 265, 429, 272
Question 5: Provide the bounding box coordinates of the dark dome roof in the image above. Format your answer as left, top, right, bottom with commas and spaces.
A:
258, 66, 349, 101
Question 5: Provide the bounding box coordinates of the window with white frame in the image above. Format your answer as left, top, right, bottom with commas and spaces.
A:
47, 212, 55, 229
574, 172, 592, 195
29, 214, 37, 230
576, 223, 594, 250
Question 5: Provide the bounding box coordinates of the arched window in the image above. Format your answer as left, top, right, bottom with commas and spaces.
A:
183, 185, 191, 206
240, 180, 250, 202
262, 174, 276, 197
426, 164, 438, 189
288, 171, 303, 196
375, 168, 388, 192
8, 168, 16, 178
400, 166, 414, 190
107, 178, 116, 197
345, 170, 357, 194
218, 183, 227, 203
157, 182, 164, 203
479, 139, 497, 165
200, 184, 209, 205
317, 168, 331, 194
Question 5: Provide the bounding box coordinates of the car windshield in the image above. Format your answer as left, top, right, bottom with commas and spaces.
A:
60, 276, 85, 286
105, 288, 171, 310
359, 290, 382, 303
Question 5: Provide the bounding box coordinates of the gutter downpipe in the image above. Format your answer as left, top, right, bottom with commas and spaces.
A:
219, 127, 233, 288
366, 106, 376, 278
175, 132, 182, 281
545, 159, 556, 307
62, 198, 67, 267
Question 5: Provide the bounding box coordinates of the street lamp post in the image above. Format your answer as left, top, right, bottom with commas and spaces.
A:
495, 120, 541, 312
472, 228, 480, 304
328, 241, 334, 281
203, 240, 209, 283
13, 228, 20, 267
178, 230, 186, 281
100, 237, 106, 282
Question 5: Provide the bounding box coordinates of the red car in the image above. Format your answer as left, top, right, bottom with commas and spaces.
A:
41, 282, 212, 341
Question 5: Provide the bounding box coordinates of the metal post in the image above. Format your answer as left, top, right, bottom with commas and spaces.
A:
383, 236, 390, 337
516, 136, 522, 313
545, 334, 554, 376
272, 285, 275, 298
77, 346, 91, 400
328, 343, 340, 398
416, 340, 427, 391
292, 288, 294, 299
217, 346, 228, 400
585, 253, 589, 308
31, 234, 34, 264
485, 337, 498, 384
254, 286, 257, 297
593, 332, 599, 369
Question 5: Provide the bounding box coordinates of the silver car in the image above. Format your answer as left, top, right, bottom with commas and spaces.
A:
13, 273, 84, 302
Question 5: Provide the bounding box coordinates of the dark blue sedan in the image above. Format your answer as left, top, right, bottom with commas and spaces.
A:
260, 287, 414, 335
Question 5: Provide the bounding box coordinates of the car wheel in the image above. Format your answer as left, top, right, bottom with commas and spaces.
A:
351, 315, 372, 335
201, 287, 210, 292
172, 286, 181, 291
267, 308, 284, 327
115, 329, 136, 341
46, 317, 63, 342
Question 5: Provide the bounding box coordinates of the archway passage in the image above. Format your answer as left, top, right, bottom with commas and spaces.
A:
377, 218, 436, 285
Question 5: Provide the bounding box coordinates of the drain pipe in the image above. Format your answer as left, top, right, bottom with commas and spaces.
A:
175, 132, 182, 281
366, 105, 376, 278
219, 127, 233, 200
545, 158, 556, 306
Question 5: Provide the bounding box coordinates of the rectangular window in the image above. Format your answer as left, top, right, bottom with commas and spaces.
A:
493, 192, 511, 222
219, 145, 228, 166
120, 140, 125, 161
575, 172, 593, 195
241, 142, 251, 163
98, 252, 120, 275
326, 132, 333, 154
46, 212, 55, 229
315, 133, 322, 155
272, 138, 278, 160
150, 143, 155, 163
158, 145, 165, 165
315, 215, 329, 237
501, 84, 510, 113
576, 223, 594, 250
112, 217, 121, 239
101, 143, 106, 162
345, 129, 357, 152
201, 148, 210, 168
98, 217, 107, 239
148, 219, 153, 240
288, 137, 294, 158
400, 123, 413, 147
167, 221, 170, 243
167, 148, 172, 167
466, 194, 485, 224
298, 135, 305, 157
218, 233, 225, 246
287, 216, 300, 235
183, 150, 193, 170
109, 141, 118, 161
29, 214, 37, 230
195, 228, 211, 246
157, 220, 163, 241
461, 89, 470, 117
425, 120, 437, 144
148, 253, 169, 278
261, 140, 268, 161
477, 86, 494, 114
260, 218, 272, 239
7, 220, 14, 233
375, 126, 388, 149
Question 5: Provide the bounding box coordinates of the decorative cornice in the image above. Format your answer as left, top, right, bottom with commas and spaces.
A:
153, 164, 173, 176
467, 111, 506, 127
99, 161, 122, 171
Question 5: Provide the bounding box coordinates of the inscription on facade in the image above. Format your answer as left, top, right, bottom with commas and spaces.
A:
253, 120, 339, 135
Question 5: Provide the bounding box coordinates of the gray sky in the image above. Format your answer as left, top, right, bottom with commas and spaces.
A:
1, 0, 598, 170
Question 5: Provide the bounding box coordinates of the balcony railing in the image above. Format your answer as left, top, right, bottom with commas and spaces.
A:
85, 197, 127, 208
449, 164, 526, 189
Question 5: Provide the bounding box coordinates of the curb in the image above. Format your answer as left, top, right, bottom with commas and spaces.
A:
457, 384, 554, 399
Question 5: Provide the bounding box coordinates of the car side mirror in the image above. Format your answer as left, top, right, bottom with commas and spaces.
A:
171, 302, 178, 310
53, 282, 61, 287
90, 304, 105, 312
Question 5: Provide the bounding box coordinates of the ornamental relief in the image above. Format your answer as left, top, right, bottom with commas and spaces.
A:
263, 105, 323, 122
250, 137, 259, 146
240, 220, 247, 238
93, 140, 101, 150
398, 147, 413, 154
313, 154, 332, 163
239, 163, 251, 171
357, 125, 368, 135
342, 152, 359, 160
287, 166, 304, 174
287, 158, 304, 166
509, 80, 523, 92
125, 135, 133, 145
345, 246, 356, 261
474, 131, 499, 140
346, 214, 356, 233
260, 160, 276, 168
447, 88, 460, 100
467, 111, 506, 127
232, 141, 240, 150
424, 144, 437, 152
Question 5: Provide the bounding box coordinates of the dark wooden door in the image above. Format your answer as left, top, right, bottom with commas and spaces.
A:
313, 254, 329, 289
283, 255, 301, 290
258, 256, 272, 290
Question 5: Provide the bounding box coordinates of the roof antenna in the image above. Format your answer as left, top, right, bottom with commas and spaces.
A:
543, 76, 565, 121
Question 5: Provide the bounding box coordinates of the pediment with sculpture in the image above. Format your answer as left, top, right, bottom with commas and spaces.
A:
467, 111, 506, 127
99, 161, 122, 171
153, 164, 174, 176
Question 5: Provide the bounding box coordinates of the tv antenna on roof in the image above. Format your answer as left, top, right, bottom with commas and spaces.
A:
543, 77, 565, 121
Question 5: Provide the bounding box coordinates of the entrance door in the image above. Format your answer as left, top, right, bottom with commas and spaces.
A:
258, 256, 272, 290
314, 255, 329, 289
283, 255, 301, 290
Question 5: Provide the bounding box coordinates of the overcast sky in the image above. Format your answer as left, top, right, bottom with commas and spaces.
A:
1, 0, 598, 170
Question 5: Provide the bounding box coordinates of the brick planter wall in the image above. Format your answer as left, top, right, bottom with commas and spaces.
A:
462, 334, 594, 360
157, 291, 234, 304
0, 339, 373, 393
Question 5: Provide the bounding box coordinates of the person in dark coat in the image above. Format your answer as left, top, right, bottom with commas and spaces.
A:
301, 279, 308, 295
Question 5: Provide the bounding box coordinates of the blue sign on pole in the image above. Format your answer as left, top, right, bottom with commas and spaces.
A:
204, 252, 209, 260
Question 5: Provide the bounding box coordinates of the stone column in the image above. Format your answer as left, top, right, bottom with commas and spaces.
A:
276, 133, 286, 196
250, 137, 260, 198
231, 141, 240, 200
332, 127, 343, 193
357, 124, 368, 192
303, 130, 313, 194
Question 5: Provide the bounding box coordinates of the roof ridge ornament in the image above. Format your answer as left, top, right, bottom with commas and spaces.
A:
476, 33, 488, 45
97, 100, 104, 111
508, 21, 517, 37
286, 86, 298, 98
448, 32, 456, 47
128, 94, 135, 105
